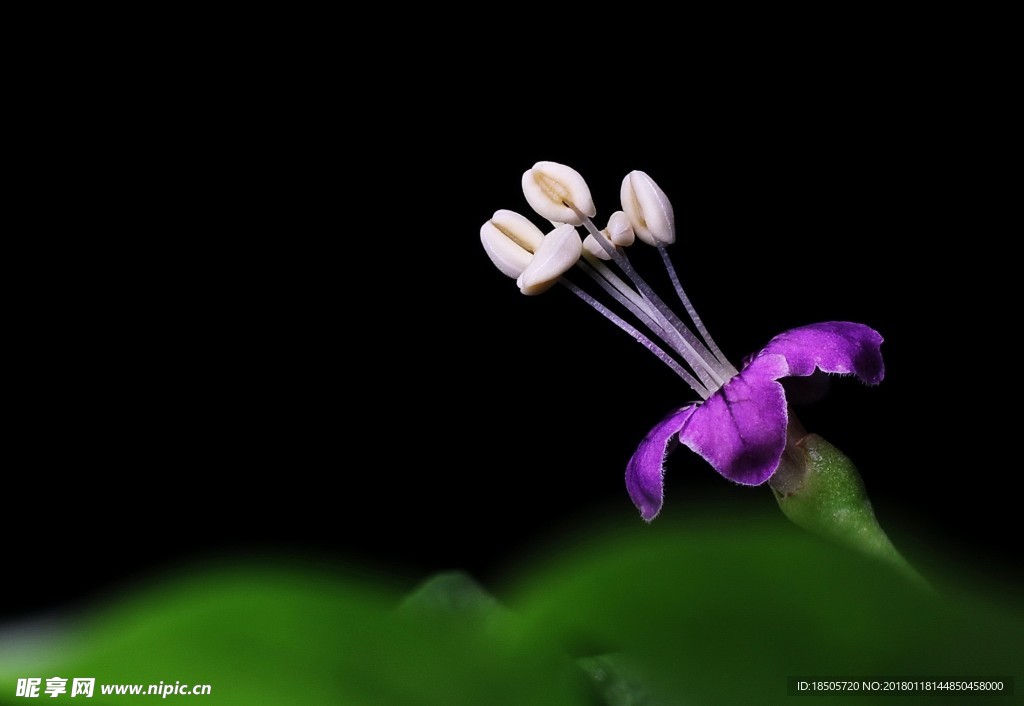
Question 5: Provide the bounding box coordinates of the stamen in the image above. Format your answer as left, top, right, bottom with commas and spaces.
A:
484, 161, 741, 397
521, 162, 596, 225
659, 248, 738, 377
620, 170, 675, 246
580, 255, 657, 321
561, 280, 710, 398
480, 209, 547, 279
577, 258, 682, 357
516, 224, 583, 295
569, 204, 729, 389
579, 256, 717, 390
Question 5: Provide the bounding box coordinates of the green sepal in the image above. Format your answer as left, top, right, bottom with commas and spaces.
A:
772, 433, 924, 585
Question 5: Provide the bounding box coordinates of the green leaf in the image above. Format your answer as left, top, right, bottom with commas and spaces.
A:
1, 513, 1020, 705
0, 563, 586, 706
577, 654, 656, 706
507, 511, 1024, 704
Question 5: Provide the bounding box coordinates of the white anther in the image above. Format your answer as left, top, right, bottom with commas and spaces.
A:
521, 161, 596, 226
516, 224, 583, 295
480, 209, 546, 278
582, 235, 612, 260
620, 170, 675, 246
605, 210, 636, 247
583, 210, 635, 260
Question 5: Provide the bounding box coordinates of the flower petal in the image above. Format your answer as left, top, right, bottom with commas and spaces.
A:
625, 406, 697, 522
674, 323, 883, 486
626, 322, 886, 517
677, 357, 790, 486
755, 321, 885, 385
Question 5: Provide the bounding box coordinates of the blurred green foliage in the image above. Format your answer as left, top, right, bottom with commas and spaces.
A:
1, 512, 1020, 704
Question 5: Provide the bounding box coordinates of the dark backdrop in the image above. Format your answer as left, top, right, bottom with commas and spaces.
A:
8, 73, 1017, 620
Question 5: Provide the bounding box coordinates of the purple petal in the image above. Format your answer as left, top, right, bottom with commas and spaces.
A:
674, 322, 883, 486
755, 321, 885, 385
626, 406, 697, 521
625, 322, 885, 514
677, 355, 790, 486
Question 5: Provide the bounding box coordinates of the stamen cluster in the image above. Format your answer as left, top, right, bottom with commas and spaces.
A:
480, 162, 736, 399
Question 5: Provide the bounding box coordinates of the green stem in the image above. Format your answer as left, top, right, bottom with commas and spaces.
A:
769, 422, 927, 588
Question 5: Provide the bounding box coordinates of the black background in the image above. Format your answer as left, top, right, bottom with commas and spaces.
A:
7, 61, 1018, 621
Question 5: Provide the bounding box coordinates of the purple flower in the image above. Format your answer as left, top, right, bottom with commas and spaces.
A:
626, 322, 884, 521
481, 162, 886, 522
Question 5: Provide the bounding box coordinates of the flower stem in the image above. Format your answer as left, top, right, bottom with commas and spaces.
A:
769, 422, 927, 588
